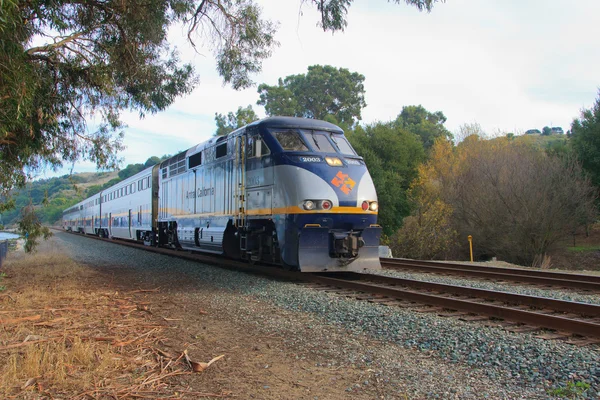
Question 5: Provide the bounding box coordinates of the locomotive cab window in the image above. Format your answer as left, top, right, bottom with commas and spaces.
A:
301, 130, 337, 153
248, 136, 270, 158
273, 131, 308, 151
330, 134, 357, 155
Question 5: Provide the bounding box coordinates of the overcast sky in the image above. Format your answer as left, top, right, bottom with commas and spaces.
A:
50, 0, 600, 176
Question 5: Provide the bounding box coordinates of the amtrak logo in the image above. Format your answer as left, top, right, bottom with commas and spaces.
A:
331, 171, 356, 195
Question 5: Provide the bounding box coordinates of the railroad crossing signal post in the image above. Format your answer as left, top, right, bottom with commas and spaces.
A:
468, 235, 473, 262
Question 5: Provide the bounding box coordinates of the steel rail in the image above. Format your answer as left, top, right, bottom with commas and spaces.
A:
381, 258, 600, 291
306, 273, 600, 338
342, 272, 600, 317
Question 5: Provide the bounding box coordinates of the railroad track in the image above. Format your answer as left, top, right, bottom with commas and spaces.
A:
381, 258, 600, 292
56, 230, 600, 342
307, 272, 600, 343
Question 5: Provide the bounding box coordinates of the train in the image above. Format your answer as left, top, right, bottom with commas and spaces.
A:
63, 116, 382, 272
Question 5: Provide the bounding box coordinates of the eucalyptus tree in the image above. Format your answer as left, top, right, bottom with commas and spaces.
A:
0, 0, 278, 208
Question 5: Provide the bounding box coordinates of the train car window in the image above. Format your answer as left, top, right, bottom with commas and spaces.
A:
216, 143, 227, 158
273, 131, 308, 151
131, 183, 135, 193
188, 152, 202, 168
302, 130, 337, 153
330, 134, 357, 155
146, 176, 150, 188
120, 188, 124, 197
125, 186, 129, 196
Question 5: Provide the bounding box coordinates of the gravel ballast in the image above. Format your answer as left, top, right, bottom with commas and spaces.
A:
56, 232, 600, 399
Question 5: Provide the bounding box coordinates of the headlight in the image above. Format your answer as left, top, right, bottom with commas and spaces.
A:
303, 200, 315, 210
369, 201, 378, 211
325, 156, 343, 166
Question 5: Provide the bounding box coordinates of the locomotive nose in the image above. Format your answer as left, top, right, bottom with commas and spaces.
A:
298, 225, 382, 272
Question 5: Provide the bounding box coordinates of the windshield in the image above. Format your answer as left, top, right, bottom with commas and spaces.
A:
330, 134, 356, 155
273, 131, 308, 151
301, 130, 337, 153
272, 128, 357, 156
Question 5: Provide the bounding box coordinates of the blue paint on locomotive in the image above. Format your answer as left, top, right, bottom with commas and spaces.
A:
245, 117, 381, 271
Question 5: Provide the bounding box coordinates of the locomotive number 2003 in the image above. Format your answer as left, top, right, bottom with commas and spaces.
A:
300, 156, 321, 163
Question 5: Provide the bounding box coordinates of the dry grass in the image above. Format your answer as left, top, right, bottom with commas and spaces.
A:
0, 241, 211, 399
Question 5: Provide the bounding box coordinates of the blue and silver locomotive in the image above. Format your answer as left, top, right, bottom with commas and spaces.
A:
64, 117, 382, 272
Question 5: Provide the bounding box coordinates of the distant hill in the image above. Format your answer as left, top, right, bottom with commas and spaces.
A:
0, 171, 118, 227
0, 155, 169, 227
512, 133, 569, 156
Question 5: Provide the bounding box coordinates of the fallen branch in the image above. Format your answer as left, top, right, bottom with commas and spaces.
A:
113, 328, 158, 347
0, 315, 41, 324
0, 337, 60, 351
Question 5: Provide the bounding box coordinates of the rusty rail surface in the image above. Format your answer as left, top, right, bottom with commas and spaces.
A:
381, 258, 600, 291
57, 230, 600, 339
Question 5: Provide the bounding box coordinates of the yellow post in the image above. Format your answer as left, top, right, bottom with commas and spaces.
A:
467, 235, 473, 262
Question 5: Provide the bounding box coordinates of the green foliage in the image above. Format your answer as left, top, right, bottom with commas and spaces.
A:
567, 245, 600, 253
118, 164, 146, 180
257, 65, 366, 126
215, 105, 259, 136
86, 185, 103, 197
309, 0, 442, 31
144, 156, 161, 168
0, 0, 283, 206
17, 203, 52, 253
348, 121, 425, 236
0, 272, 6, 292
570, 90, 600, 187
542, 126, 552, 136
547, 381, 590, 398
395, 105, 453, 150
0, 174, 86, 225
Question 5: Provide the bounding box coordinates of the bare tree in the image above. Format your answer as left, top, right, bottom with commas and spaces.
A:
454, 122, 486, 144
406, 137, 597, 266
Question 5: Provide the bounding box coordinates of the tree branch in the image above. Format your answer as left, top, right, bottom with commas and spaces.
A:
26, 32, 86, 55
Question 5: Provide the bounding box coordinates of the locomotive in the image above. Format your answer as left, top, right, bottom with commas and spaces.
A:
63, 117, 382, 272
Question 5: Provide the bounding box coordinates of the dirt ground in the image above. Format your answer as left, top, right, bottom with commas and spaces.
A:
0, 240, 388, 399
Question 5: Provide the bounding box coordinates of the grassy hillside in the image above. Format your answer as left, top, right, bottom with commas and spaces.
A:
0, 171, 119, 227
1, 155, 170, 227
